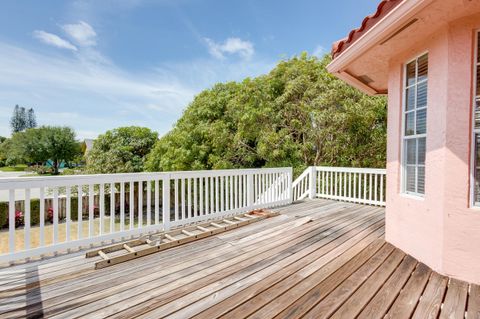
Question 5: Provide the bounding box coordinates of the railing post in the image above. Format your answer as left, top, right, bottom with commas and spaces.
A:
162, 175, 171, 231
247, 173, 254, 208
309, 166, 316, 200
288, 167, 293, 204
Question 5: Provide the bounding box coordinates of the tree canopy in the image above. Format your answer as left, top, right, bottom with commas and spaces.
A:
3, 126, 80, 174
10, 105, 37, 133
146, 54, 387, 175
86, 126, 158, 174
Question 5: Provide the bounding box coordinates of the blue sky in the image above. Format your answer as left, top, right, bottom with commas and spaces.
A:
0, 0, 379, 139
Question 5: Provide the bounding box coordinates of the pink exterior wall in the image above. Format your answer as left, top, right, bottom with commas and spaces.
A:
386, 13, 480, 284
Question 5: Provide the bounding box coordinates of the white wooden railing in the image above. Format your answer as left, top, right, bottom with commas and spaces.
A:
0, 167, 292, 263
292, 169, 310, 201
292, 166, 386, 206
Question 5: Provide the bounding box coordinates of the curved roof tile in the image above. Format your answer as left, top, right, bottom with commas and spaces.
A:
332, 0, 404, 59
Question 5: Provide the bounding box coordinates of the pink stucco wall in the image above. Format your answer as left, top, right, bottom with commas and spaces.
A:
386, 13, 480, 284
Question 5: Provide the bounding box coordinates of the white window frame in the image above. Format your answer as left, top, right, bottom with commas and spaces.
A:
401, 53, 428, 197
470, 31, 480, 207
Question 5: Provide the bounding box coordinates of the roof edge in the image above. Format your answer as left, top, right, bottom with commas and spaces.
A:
327, 0, 434, 92
331, 0, 404, 59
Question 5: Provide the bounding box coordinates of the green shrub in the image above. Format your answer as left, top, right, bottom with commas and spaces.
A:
0, 193, 114, 229
0, 202, 7, 228
30, 199, 41, 225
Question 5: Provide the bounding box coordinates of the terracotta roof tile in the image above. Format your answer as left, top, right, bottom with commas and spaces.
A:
332, 0, 404, 59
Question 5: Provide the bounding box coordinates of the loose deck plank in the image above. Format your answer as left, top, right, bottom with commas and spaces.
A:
440, 278, 469, 319
411, 272, 448, 319
357, 255, 418, 319
244, 230, 385, 319
468, 284, 480, 319
329, 249, 406, 319
385, 263, 431, 318
301, 244, 396, 319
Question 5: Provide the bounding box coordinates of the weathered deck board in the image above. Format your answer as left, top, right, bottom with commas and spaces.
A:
384, 263, 431, 318
412, 272, 448, 319
0, 199, 477, 319
441, 279, 469, 319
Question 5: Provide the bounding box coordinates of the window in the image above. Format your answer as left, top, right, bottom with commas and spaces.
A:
472, 33, 480, 206
403, 54, 428, 196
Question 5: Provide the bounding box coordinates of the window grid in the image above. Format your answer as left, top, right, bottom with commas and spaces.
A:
402, 54, 428, 196
472, 32, 480, 206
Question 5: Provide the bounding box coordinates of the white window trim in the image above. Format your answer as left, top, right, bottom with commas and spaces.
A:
470, 31, 480, 207
401, 52, 428, 198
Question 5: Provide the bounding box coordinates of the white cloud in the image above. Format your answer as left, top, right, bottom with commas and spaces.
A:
0, 37, 274, 139
204, 37, 254, 60
313, 45, 327, 58
62, 21, 97, 47
33, 30, 77, 51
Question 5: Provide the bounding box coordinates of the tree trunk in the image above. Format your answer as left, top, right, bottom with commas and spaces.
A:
53, 160, 59, 175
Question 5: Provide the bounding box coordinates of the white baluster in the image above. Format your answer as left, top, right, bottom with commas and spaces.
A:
53, 188, 59, 244
65, 187, 71, 241
25, 188, 31, 250
88, 185, 93, 238
138, 181, 143, 228
8, 189, 15, 253
120, 182, 125, 231
129, 182, 134, 229
147, 180, 151, 226
77, 185, 82, 239
110, 183, 115, 233
154, 180, 159, 224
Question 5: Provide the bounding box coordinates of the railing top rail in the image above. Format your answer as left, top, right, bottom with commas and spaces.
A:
0, 167, 292, 190
292, 169, 310, 188
315, 166, 386, 174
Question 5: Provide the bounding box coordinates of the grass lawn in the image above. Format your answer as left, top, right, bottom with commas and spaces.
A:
0, 165, 28, 172
0, 217, 144, 254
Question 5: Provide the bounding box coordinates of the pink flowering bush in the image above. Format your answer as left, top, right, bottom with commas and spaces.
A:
7, 210, 24, 228
47, 207, 54, 223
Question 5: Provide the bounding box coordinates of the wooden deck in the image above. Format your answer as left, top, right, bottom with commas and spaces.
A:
0, 199, 478, 318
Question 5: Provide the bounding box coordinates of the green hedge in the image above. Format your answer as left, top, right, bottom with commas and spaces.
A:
0, 202, 7, 228
0, 194, 112, 229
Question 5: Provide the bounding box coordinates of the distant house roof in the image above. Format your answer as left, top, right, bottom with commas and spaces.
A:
331, 0, 403, 59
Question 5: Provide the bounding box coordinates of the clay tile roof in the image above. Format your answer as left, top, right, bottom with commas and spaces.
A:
331, 0, 404, 59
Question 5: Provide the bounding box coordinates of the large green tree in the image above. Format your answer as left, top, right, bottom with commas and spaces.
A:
0, 138, 10, 167
86, 126, 158, 173
5, 126, 80, 174
146, 54, 387, 175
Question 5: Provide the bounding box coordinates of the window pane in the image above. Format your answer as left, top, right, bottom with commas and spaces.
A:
406, 166, 416, 192
418, 137, 426, 165
416, 109, 427, 134
477, 64, 480, 95
417, 81, 428, 109
406, 88, 415, 111
405, 112, 415, 135
406, 139, 416, 165
475, 134, 480, 203
406, 61, 416, 87
403, 54, 428, 196
417, 54, 428, 82
476, 100, 480, 129
417, 166, 425, 194
478, 32, 480, 64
